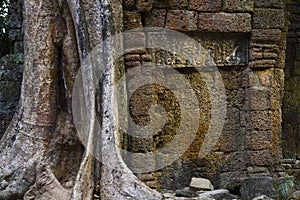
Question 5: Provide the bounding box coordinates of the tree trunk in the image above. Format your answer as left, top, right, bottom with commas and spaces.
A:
0, 0, 161, 199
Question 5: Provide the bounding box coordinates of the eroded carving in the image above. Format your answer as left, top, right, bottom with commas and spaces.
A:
148, 33, 249, 67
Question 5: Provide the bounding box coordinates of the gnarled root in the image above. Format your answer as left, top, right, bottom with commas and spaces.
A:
24, 165, 71, 200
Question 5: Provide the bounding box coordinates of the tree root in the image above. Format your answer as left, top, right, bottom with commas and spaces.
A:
0, 163, 36, 200
24, 165, 72, 200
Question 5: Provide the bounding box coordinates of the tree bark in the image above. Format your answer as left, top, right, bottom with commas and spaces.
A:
0, 0, 162, 199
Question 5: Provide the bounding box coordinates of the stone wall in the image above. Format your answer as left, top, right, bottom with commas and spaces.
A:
283, 2, 300, 160
7, 0, 23, 54
0, 54, 23, 139
282, 2, 300, 186
0, 0, 23, 139
0, 0, 295, 195
121, 0, 288, 192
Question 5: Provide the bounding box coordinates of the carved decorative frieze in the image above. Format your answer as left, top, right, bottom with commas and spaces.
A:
148, 32, 249, 67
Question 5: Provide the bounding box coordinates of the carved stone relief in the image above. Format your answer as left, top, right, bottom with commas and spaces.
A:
148, 32, 249, 67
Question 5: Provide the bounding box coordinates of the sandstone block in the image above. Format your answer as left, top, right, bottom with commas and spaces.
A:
221, 152, 247, 172
144, 9, 166, 28
153, 0, 188, 9
136, 0, 152, 12
123, 31, 146, 54
251, 29, 283, 43
189, 177, 214, 191
252, 195, 275, 200
189, 0, 222, 12
124, 54, 140, 61
166, 10, 197, 31
245, 130, 273, 150
245, 87, 270, 111
246, 150, 274, 166
198, 189, 230, 199
125, 61, 141, 68
240, 177, 276, 200
198, 13, 251, 32
218, 130, 242, 152
123, 11, 143, 30
253, 9, 285, 29
241, 111, 272, 130
249, 60, 276, 68
175, 187, 198, 198
124, 0, 135, 10
294, 61, 300, 76
254, 0, 285, 8
219, 171, 247, 192
223, 0, 254, 12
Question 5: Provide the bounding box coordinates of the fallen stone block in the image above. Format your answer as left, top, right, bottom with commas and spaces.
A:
252, 195, 274, 200
190, 178, 214, 191
240, 177, 276, 200
175, 187, 198, 198
198, 189, 231, 199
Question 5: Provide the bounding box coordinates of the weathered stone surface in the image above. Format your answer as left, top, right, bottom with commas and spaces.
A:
175, 187, 198, 198
190, 178, 214, 191
198, 189, 230, 199
254, 0, 285, 8
245, 131, 273, 151
221, 152, 247, 172
241, 111, 272, 130
125, 54, 140, 61
198, 13, 251, 32
8, 29, 21, 41
283, 14, 300, 159
166, 10, 197, 31
276, 176, 294, 199
246, 150, 275, 166
141, 54, 152, 62
240, 177, 277, 200
245, 87, 270, 111
189, 0, 222, 12
144, 9, 166, 28
294, 61, 300, 76
125, 60, 141, 67
218, 130, 243, 152
123, 11, 143, 30
136, 0, 152, 12
0, 81, 21, 102
219, 171, 247, 193
124, 0, 135, 10
223, 0, 254, 12
251, 29, 283, 43
153, 0, 188, 9
253, 9, 285, 29
247, 167, 270, 174
294, 191, 300, 199
252, 195, 274, 200
0, 55, 23, 139
192, 33, 249, 66
123, 31, 146, 54
249, 60, 277, 69
249, 43, 281, 68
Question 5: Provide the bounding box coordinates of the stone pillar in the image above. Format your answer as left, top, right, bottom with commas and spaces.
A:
244, 0, 287, 176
